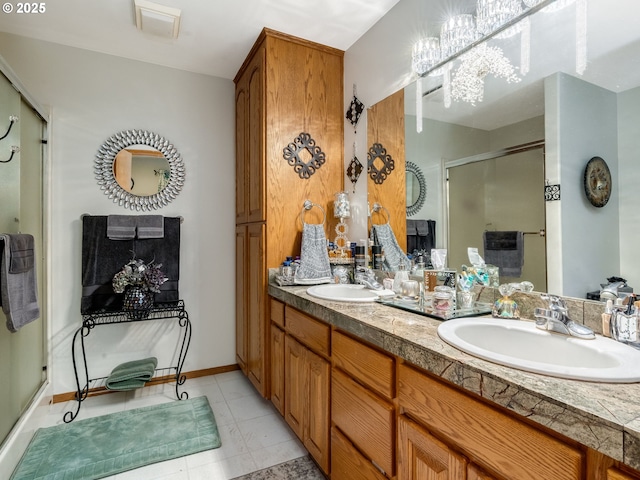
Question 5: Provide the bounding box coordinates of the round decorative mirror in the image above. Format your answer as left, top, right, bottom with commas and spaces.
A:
95, 130, 185, 211
406, 161, 426, 216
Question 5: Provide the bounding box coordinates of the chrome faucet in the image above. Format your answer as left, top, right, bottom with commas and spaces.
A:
534, 294, 595, 339
354, 267, 383, 290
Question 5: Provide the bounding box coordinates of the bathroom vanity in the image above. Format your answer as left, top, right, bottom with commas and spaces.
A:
268, 282, 640, 479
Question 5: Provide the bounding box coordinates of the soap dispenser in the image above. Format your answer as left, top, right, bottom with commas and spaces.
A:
392, 262, 409, 294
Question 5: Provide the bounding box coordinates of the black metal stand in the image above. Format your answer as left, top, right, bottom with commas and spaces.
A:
63, 300, 191, 423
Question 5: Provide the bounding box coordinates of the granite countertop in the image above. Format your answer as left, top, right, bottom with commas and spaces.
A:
268, 282, 640, 471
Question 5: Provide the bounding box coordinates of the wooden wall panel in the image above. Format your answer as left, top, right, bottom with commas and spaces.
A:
265, 32, 344, 268
367, 89, 406, 252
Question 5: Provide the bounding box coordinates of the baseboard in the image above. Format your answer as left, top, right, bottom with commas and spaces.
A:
52, 364, 240, 404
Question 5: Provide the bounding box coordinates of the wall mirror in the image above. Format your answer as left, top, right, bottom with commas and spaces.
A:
369, 0, 638, 298
95, 130, 185, 211
406, 161, 426, 216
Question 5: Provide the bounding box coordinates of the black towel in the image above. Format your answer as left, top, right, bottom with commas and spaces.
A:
483, 231, 519, 250
406, 219, 436, 254
0, 234, 40, 332
81, 215, 181, 314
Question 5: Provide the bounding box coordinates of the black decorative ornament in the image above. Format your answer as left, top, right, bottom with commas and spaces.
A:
347, 156, 363, 190
367, 143, 395, 185
346, 96, 364, 130
545, 184, 561, 202
283, 132, 326, 179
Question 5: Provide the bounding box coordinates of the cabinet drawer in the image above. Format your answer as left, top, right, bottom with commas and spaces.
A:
333, 330, 394, 400
285, 307, 330, 356
332, 369, 395, 476
398, 364, 584, 480
270, 298, 284, 328
331, 427, 387, 480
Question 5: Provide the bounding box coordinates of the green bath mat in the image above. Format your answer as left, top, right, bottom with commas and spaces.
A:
11, 396, 221, 480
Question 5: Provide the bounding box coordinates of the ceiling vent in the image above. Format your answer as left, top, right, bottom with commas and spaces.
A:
134, 0, 181, 39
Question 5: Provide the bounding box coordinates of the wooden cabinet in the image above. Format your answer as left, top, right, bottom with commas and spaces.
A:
235, 28, 344, 398
331, 427, 387, 480
279, 306, 330, 474
398, 415, 468, 480
608, 468, 640, 480
398, 363, 584, 480
332, 330, 396, 478
270, 323, 285, 415
235, 223, 266, 393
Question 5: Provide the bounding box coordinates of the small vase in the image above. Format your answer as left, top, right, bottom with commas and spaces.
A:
123, 286, 155, 319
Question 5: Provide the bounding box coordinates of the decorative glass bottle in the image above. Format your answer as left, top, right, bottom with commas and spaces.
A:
492, 283, 520, 319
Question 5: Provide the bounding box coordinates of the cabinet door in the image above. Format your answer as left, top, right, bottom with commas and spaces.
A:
608, 468, 640, 480
305, 348, 330, 473
284, 335, 306, 439
235, 80, 248, 224
398, 415, 467, 480
246, 223, 266, 395
235, 225, 247, 372
246, 49, 265, 223
270, 324, 285, 415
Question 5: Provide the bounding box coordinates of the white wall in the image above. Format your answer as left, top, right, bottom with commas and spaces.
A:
617, 86, 640, 290
546, 72, 619, 298
0, 33, 236, 395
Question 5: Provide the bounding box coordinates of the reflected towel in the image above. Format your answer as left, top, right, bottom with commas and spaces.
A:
294, 223, 332, 285
483, 231, 524, 277
372, 223, 409, 271
107, 215, 137, 240
137, 215, 164, 239
7, 233, 34, 273
0, 234, 40, 332
105, 357, 158, 391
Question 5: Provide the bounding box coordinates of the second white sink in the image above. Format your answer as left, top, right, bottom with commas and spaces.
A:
437, 317, 640, 383
307, 284, 380, 302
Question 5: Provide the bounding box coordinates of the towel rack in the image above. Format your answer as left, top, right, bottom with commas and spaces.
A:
369, 202, 391, 225
523, 230, 545, 237
81, 214, 184, 224
300, 200, 326, 225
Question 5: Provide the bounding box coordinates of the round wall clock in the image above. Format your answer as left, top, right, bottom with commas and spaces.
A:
583, 156, 611, 207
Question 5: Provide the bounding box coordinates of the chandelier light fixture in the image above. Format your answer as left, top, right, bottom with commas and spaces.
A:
440, 14, 478, 58
408, 0, 589, 124
451, 43, 521, 105
476, 0, 523, 38
412, 37, 442, 132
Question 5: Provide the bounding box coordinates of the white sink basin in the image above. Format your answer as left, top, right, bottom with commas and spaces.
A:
437, 317, 640, 383
307, 284, 380, 302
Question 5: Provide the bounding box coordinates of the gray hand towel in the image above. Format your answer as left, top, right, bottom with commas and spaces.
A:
107, 215, 137, 240
294, 223, 332, 285
0, 234, 40, 332
483, 231, 524, 277
137, 215, 164, 239
7, 233, 34, 273
372, 223, 409, 271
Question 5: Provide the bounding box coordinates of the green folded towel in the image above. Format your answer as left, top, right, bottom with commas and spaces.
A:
105, 357, 158, 391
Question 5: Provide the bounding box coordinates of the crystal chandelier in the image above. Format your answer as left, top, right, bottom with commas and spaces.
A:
440, 14, 478, 58
412, 37, 441, 76
412, 37, 441, 132
440, 14, 478, 108
476, 0, 523, 38
451, 43, 521, 105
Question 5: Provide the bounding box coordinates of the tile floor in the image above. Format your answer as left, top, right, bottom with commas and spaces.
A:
11, 371, 309, 479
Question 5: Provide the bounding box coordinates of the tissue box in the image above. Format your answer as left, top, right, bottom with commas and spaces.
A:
424, 269, 456, 292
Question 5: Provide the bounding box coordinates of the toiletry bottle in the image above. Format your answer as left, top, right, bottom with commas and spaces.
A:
602, 299, 613, 337
393, 262, 409, 294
